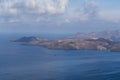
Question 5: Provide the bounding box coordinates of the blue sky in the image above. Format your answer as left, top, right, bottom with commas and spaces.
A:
0, 0, 120, 34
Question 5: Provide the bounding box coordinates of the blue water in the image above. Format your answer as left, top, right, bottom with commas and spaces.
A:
0, 34, 120, 80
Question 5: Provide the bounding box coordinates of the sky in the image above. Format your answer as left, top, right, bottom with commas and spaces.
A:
0, 0, 120, 34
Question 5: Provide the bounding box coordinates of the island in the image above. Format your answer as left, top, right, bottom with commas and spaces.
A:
14, 36, 120, 52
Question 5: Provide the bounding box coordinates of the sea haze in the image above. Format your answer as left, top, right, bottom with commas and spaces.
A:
0, 34, 120, 80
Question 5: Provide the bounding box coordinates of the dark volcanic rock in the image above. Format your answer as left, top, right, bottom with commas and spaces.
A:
14, 36, 48, 42
14, 36, 38, 42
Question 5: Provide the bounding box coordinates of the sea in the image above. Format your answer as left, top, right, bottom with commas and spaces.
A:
0, 34, 120, 80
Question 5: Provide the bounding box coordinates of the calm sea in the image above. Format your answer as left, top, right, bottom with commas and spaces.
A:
0, 34, 120, 80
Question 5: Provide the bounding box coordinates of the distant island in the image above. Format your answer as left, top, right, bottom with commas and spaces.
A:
14, 30, 120, 52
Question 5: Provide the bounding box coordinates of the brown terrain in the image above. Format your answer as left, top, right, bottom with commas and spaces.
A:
14, 31, 120, 52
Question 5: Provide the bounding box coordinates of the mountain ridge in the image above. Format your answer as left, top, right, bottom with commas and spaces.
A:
70, 30, 120, 41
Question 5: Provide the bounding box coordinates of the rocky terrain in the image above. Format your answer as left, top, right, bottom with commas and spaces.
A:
14, 32, 120, 52
70, 30, 120, 41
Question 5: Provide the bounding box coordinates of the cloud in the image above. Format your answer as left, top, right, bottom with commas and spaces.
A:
0, 0, 120, 24
0, 0, 68, 23
0, 0, 17, 15
67, 0, 119, 24
81, 0, 120, 23
0, 0, 68, 14
62, 0, 100, 22
16, 0, 68, 14
82, 0, 99, 20
99, 11, 120, 23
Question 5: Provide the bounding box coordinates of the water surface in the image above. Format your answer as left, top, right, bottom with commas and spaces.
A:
0, 34, 120, 80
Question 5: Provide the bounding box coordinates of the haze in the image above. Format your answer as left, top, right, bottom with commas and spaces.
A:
0, 0, 120, 34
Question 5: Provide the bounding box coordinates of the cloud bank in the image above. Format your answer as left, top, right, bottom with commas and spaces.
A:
0, 0, 68, 14
0, 0, 68, 23
0, 0, 120, 24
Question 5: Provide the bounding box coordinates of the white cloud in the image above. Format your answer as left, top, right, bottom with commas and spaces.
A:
0, 0, 120, 24
82, 0, 99, 20
62, 0, 100, 23
58, 0, 68, 13
67, 0, 118, 24
0, 0, 18, 15
99, 11, 120, 23
81, 0, 120, 23
8, 18, 19, 23
0, 0, 68, 23
0, 0, 68, 15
